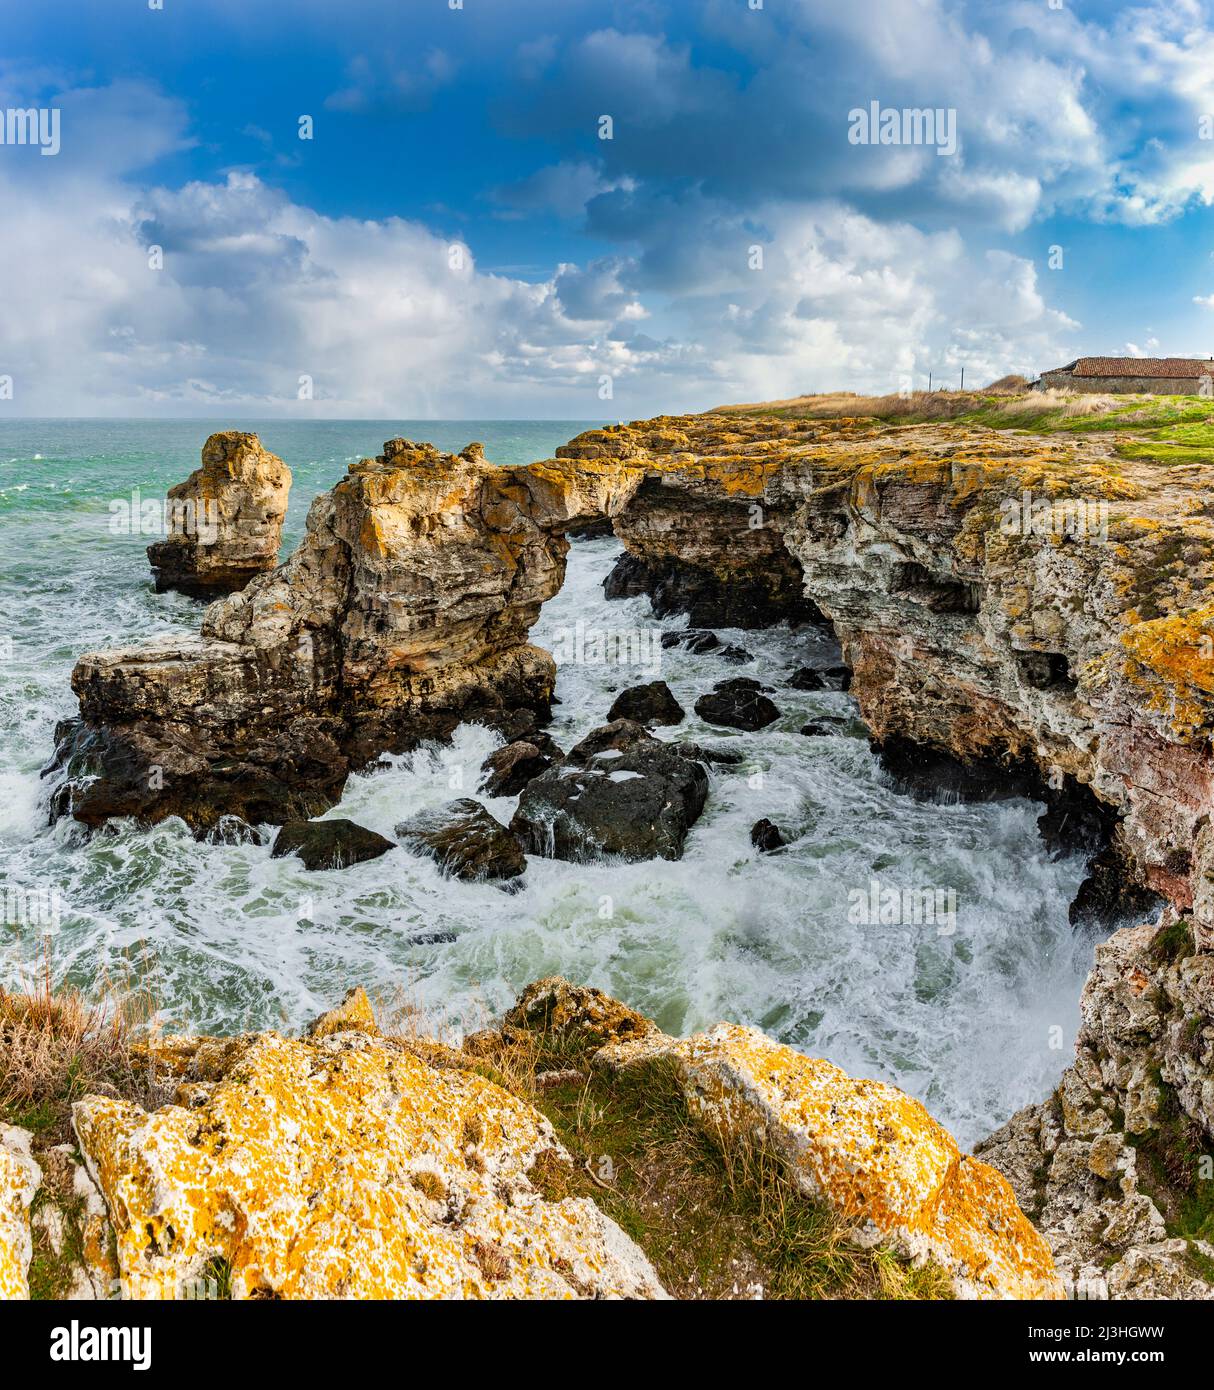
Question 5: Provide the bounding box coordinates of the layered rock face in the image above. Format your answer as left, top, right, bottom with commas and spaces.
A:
51, 438, 639, 830
560, 420, 821, 626
147, 431, 291, 597
977, 914, 1214, 1298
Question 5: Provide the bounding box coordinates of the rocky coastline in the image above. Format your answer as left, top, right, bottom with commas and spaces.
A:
20, 406, 1214, 1299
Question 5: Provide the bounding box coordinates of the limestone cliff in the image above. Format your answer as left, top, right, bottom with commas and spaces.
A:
147, 431, 291, 597
49, 411, 1214, 906
977, 913, 1214, 1298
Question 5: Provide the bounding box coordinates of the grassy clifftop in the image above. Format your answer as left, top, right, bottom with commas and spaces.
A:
713, 388, 1214, 467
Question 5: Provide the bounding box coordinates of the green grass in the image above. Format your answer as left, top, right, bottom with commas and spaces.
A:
1128, 1078, 1214, 1245
471, 1028, 953, 1300
729, 390, 1214, 464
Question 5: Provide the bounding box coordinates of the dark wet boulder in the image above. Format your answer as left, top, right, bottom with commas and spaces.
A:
1068, 843, 1164, 932
719, 645, 753, 664
510, 720, 708, 862
661, 630, 720, 654
479, 740, 554, 798
694, 678, 780, 731
606, 680, 685, 727
270, 818, 395, 871
788, 665, 852, 692
476, 707, 562, 759
750, 819, 786, 853
396, 798, 527, 882
799, 718, 848, 738
672, 741, 745, 767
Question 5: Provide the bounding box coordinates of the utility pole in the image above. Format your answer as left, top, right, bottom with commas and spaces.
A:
928, 371, 932, 392
960, 367, 965, 391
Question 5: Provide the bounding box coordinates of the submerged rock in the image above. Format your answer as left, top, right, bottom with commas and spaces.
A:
396, 798, 527, 882
694, 677, 781, 731
788, 664, 852, 692
606, 680, 685, 727
270, 818, 395, 871
661, 629, 721, 655
511, 720, 708, 862
147, 431, 291, 598
71, 1018, 666, 1300
750, 818, 786, 853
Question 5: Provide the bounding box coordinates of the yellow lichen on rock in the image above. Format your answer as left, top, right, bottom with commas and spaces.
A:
307, 985, 378, 1039
599, 1022, 1063, 1300
72, 1027, 666, 1301
0, 1126, 42, 1301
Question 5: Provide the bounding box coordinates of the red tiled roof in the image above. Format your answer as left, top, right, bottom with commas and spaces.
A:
1045, 357, 1214, 379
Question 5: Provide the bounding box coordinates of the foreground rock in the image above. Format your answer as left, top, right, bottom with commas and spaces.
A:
511, 720, 708, 862
270, 818, 395, 871
147, 432, 291, 597
396, 798, 527, 881
606, 680, 685, 727
977, 914, 1214, 1299
493, 978, 1061, 1301
694, 677, 780, 731
1, 977, 1062, 1301
0, 1126, 40, 1300
71, 1013, 666, 1300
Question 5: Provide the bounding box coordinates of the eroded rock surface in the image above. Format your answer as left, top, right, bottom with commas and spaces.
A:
494, 977, 1059, 1300
147, 431, 291, 597
977, 914, 1214, 1299
0, 1126, 41, 1300
596, 1021, 1061, 1300
72, 1015, 666, 1300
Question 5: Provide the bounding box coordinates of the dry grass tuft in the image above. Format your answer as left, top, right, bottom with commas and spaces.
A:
984, 374, 1032, 394
0, 967, 161, 1143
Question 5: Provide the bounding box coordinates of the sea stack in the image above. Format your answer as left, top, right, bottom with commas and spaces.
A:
147, 431, 292, 597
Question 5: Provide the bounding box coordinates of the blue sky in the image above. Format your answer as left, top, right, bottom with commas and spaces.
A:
3, 0, 1214, 416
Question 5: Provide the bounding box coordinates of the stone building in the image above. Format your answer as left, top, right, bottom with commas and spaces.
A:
1037, 356, 1214, 394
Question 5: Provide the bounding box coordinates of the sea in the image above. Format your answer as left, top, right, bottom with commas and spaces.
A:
0, 418, 1096, 1147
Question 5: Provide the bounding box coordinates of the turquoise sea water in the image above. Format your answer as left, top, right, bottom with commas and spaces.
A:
0, 418, 1095, 1146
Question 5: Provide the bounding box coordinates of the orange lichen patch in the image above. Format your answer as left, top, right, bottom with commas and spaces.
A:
599, 1024, 1062, 1300
502, 977, 656, 1050
1120, 603, 1214, 737
0, 1128, 41, 1300
73, 1029, 666, 1301
307, 986, 378, 1039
